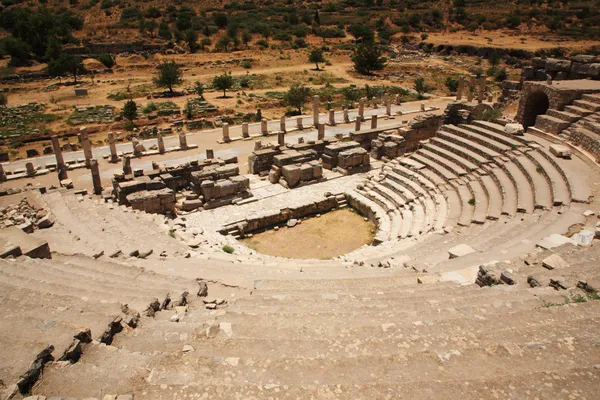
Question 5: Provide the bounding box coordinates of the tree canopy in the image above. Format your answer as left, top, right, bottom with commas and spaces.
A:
283, 84, 311, 114
47, 53, 85, 83
212, 72, 234, 98
308, 49, 326, 71
121, 99, 138, 125
153, 61, 183, 93
351, 44, 387, 75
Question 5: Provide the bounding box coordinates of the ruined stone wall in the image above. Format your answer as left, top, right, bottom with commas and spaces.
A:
248, 140, 333, 175
222, 196, 339, 235
522, 56, 600, 81
400, 114, 444, 152
569, 128, 600, 162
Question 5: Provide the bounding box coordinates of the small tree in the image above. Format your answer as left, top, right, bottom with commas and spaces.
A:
146, 20, 158, 38
194, 81, 205, 99
242, 31, 252, 48
185, 29, 199, 53
445, 77, 459, 94
414, 77, 429, 99
351, 44, 387, 75
200, 37, 212, 51
309, 48, 326, 70
0, 93, 7, 107
217, 35, 232, 52
158, 20, 171, 40
184, 100, 194, 119
97, 54, 115, 69
47, 53, 86, 83
121, 99, 138, 126
283, 84, 311, 114
212, 72, 234, 98
341, 86, 361, 107
153, 61, 183, 93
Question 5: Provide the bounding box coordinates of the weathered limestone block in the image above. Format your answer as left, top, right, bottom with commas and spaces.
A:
504, 123, 524, 136
549, 144, 572, 159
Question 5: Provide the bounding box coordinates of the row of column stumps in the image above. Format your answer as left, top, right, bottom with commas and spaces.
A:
219, 94, 407, 142
456, 75, 494, 103
39, 94, 421, 189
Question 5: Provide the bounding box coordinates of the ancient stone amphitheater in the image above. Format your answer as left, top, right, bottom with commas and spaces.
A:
2, 86, 600, 399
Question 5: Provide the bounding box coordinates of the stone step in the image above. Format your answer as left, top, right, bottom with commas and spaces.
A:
423, 143, 479, 171
387, 167, 430, 198
0, 258, 175, 311
442, 188, 462, 227
527, 150, 570, 206
547, 108, 581, 123
498, 160, 535, 213
399, 208, 413, 238
391, 163, 438, 192
564, 105, 593, 117
410, 153, 458, 182
417, 149, 468, 177
452, 182, 474, 226
485, 166, 518, 216
368, 180, 407, 209
0, 283, 122, 387
513, 154, 553, 209
362, 185, 397, 213
581, 93, 600, 104
432, 193, 448, 231
447, 125, 512, 153
580, 118, 600, 135
573, 99, 600, 112
409, 202, 425, 236
466, 179, 488, 224
534, 114, 570, 135
141, 299, 598, 358
479, 174, 503, 220
438, 127, 504, 157
381, 176, 416, 203
430, 136, 490, 165
460, 123, 525, 149
347, 190, 391, 243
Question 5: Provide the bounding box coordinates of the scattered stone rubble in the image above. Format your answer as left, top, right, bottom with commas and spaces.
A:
0, 198, 54, 232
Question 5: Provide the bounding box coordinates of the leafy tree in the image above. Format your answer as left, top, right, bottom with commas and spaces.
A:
194, 81, 205, 99
242, 31, 252, 48
146, 20, 158, 38
97, 54, 115, 68
283, 84, 311, 114
121, 99, 138, 126
213, 12, 228, 29
4, 36, 31, 66
153, 61, 183, 93
217, 35, 232, 52
351, 44, 387, 75
212, 72, 234, 97
308, 48, 326, 70
341, 86, 361, 106
200, 38, 212, 51
158, 20, 171, 40
144, 7, 162, 19
45, 36, 62, 61
445, 77, 459, 94
47, 53, 85, 83
414, 77, 429, 99
186, 29, 199, 53
348, 24, 374, 44
184, 100, 194, 119
494, 68, 508, 82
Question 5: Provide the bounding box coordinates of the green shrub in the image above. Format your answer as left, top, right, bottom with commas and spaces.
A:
222, 245, 234, 254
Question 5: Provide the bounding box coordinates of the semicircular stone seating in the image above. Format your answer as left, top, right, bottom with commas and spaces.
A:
349, 118, 591, 259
